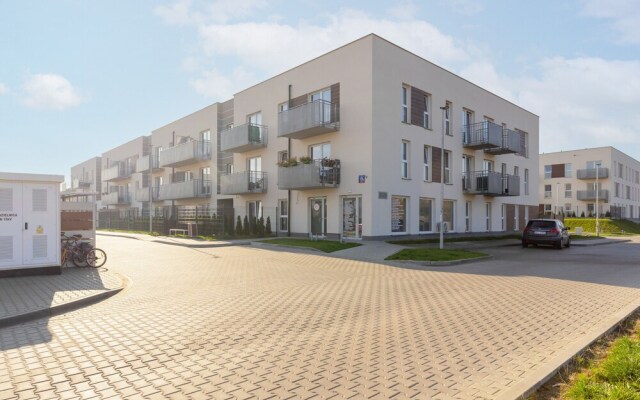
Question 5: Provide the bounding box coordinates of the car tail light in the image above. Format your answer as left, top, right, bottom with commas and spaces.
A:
549, 228, 560, 235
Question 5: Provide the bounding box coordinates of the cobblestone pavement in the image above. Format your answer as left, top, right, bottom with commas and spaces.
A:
0, 268, 123, 325
1, 236, 640, 399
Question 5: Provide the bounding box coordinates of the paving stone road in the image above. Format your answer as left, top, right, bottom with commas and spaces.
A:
2, 235, 640, 399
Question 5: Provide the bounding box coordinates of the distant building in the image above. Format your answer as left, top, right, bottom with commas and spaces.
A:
69, 34, 540, 237
539, 147, 640, 219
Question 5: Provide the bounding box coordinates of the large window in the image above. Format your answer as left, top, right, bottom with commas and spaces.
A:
201, 167, 211, 195
443, 200, 455, 231
419, 198, 433, 232
401, 85, 409, 123
423, 94, 430, 129
545, 184, 552, 198
444, 150, 451, 183
565, 183, 572, 198
391, 196, 407, 233
544, 165, 551, 179
465, 201, 472, 232
485, 202, 491, 231
524, 169, 529, 195
564, 163, 572, 178
444, 102, 452, 136
423, 146, 430, 181
310, 142, 331, 160
401, 141, 410, 179
279, 199, 288, 232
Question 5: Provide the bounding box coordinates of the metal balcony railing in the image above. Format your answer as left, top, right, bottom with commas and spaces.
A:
577, 168, 609, 180
277, 159, 340, 190
484, 129, 521, 155
462, 121, 504, 149
576, 190, 609, 202
220, 123, 268, 153
136, 155, 162, 172
102, 192, 131, 205
103, 163, 135, 182
134, 187, 153, 202
220, 171, 267, 195
278, 100, 340, 139
462, 171, 520, 196
157, 179, 211, 200
159, 140, 211, 168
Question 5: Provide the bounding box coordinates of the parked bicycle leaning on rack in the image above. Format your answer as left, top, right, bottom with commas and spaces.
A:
60, 232, 108, 268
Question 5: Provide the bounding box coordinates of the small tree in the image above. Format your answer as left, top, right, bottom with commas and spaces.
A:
251, 217, 258, 236
581, 211, 585, 218
243, 216, 250, 236
236, 216, 243, 236
605, 210, 611, 218
257, 216, 265, 236
266, 216, 272, 235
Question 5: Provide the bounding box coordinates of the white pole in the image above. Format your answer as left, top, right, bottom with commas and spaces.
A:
439, 105, 448, 249
556, 182, 559, 218
596, 163, 600, 237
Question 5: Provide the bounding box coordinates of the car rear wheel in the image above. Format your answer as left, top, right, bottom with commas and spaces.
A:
555, 240, 562, 249
522, 240, 528, 248
566, 238, 571, 248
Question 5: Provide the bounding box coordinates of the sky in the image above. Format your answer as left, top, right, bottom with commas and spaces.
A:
1, 0, 639, 182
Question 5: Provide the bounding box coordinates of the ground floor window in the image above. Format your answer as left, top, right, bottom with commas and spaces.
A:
485, 203, 491, 231
279, 199, 288, 232
544, 204, 552, 213
443, 200, 455, 232
465, 201, 471, 232
391, 196, 407, 233
248, 200, 262, 221
419, 198, 433, 232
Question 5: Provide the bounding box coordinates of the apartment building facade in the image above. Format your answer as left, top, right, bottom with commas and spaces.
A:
539, 147, 640, 219
220, 34, 539, 238
72, 34, 539, 238
101, 136, 148, 213
69, 156, 102, 200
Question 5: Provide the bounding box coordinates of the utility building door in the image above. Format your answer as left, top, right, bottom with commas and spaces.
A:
0, 182, 23, 268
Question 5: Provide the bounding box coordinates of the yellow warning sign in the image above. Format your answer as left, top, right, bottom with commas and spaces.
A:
36, 225, 44, 234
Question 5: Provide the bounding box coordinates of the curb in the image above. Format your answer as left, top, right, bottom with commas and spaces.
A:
0, 287, 123, 329
152, 240, 251, 249
497, 300, 640, 400
250, 242, 326, 253
392, 255, 493, 267
572, 239, 631, 247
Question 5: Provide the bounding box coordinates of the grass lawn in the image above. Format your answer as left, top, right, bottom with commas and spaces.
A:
570, 234, 602, 241
99, 228, 161, 236
385, 248, 487, 262
260, 238, 362, 253
387, 234, 520, 245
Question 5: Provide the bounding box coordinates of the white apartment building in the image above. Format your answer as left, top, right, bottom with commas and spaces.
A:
221, 34, 539, 238
72, 34, 539, 238
69, 156, 102, 200
539, 147, 640, 219
101, 136, 148, 213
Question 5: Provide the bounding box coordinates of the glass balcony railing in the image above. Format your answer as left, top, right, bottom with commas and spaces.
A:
220, 123, 268, 153
576, 190, 609, 202
577, 168, 609, 180
277, 159, 340, 190
136, 155, 162, 172
220, 171, 267, 195
157, 179, 211, 200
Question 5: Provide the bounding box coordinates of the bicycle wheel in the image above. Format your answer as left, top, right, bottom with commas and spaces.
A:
86, 248, 107, 268
71, 249, 87, 267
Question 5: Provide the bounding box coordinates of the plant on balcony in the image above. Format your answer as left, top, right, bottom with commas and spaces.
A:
299, 156, 313, 164
277, 156, 299, 167
321, 157, 338, 167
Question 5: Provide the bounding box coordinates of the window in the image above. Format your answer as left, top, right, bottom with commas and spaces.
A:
565, 163, 572, 178
419, 198, 433, 232
401, 85, 409, 123
619, 162, 624, 178
544, 204, 552, 213
423, 146, 430, 181
483, 159, 494, 172
627, 185, 631, 200
248, 200, 262, 221
310, 143, 331, 160
200, 130, 211, 142
615, 182, 620, 198
278, 150, 289, 164
514, 166, 519, 176
279, 199, 288, 232
248, 157, 262, 189
462, 109, 474, 135
401, 141, 410, 179
278, 102, 289, 112
524, 169, 529, 195
521, 131, 529, 158
391, 196, 407, 233
545, 184, 552, 198
565, 183, 572, 198
423, 94, 430, 128
544, 165, 552, 179
485, 203, 491, 231
462, 155, 473, 190
564, 203, 572, 212
201, 167, 211, 195
443, 200, 455, 231
444, 150, 451, 184
311, 88, 331, 122
465, 201, 472, 232
225, 163, 234, 174
444, 102, 452, 136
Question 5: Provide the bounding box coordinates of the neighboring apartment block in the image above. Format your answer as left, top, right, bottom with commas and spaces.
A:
101, 136, 148, 213
70, 34, 540, 238
69, 156, 102, 200
539, 147, 640, 219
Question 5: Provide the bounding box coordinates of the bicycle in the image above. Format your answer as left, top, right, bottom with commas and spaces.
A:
61, 233, 108, 268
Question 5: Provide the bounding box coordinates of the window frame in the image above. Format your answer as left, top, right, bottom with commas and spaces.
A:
401, 140, 410, 179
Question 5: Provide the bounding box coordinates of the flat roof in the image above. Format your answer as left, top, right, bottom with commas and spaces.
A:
0, 172, 64, 183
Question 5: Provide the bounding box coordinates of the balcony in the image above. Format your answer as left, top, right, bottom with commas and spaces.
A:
220, 171, 267, 195
484, 129, 521, 155
72, 179, 92, 189
136, 155, 163, 173
576, 190, 609, 202
278, 100, 339, 139
220, 123, 268, 153
159, 140, 211, 168
462, 171, 520, 196
134, 187, 154, 202
277, 159, 340, 190
157, 179, 211, 200
462, 121, 503, 150
103, 163, 134, 182
577, 167, 609, 180
102, 192, 131, 205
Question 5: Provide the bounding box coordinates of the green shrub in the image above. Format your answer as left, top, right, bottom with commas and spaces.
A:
266, 216, 272, 235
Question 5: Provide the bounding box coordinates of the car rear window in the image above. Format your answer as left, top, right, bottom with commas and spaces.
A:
528, 221, 556, 229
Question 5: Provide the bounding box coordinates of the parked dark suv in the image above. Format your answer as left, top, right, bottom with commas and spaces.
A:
522, 219, 571, 249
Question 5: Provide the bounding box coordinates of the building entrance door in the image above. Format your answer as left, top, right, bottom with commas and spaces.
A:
310, 197, 327, 237
342, 196, 362, 239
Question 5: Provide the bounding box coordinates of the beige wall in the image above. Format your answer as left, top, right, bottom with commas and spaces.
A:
70, 156, 102, 198
101, 136, 147, 211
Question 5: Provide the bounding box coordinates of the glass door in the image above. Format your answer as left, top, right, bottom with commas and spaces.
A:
310, 197, 327, 236
342, 196, 362, 239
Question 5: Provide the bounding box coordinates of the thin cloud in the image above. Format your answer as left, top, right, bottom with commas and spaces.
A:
581, 0, 640, 44
0, 82, 7, 95
22, 74, 84, 111
155, 0, 267, 25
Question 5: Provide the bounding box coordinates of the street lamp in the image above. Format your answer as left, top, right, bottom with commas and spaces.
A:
595, 162, 601, 237
439, 104, 449, 250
